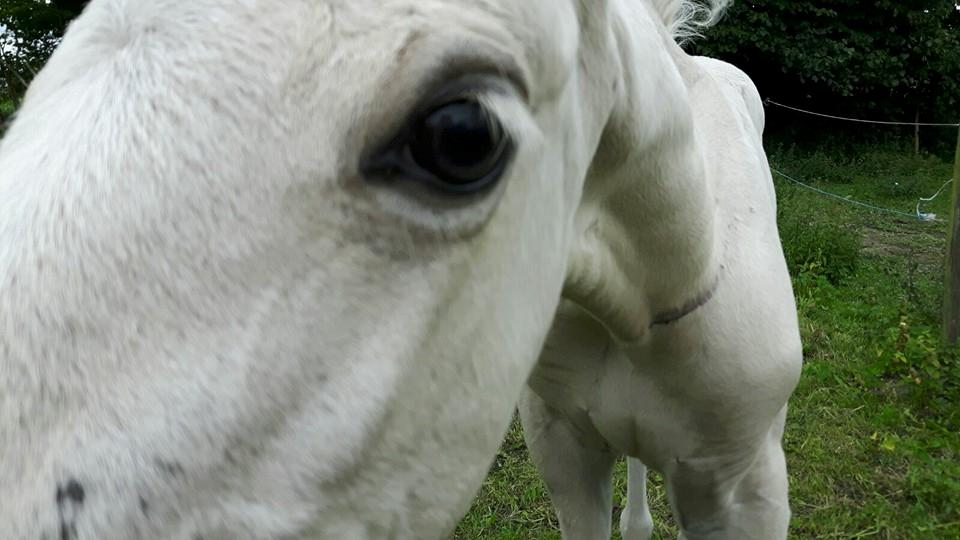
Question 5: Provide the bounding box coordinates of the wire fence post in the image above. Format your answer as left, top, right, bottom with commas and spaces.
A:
944, 126, 960, 348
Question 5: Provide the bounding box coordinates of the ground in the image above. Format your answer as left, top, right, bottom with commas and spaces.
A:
453, 143, 960, 540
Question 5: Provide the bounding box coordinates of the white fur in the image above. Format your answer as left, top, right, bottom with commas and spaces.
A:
0, 1, 800, 539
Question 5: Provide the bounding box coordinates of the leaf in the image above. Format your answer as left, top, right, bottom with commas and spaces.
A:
880, 437, 898, 452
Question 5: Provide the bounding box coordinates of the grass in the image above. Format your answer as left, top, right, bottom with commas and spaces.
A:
453, 142, 960, 540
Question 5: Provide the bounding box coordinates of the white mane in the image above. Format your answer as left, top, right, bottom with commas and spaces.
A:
653, 0, 731, 42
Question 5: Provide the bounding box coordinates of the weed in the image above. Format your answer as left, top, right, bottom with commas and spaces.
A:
778, 189, 861, 284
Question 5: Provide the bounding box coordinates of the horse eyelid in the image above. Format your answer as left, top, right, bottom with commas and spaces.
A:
360, 73, 518, 174
425, 47, 530, 105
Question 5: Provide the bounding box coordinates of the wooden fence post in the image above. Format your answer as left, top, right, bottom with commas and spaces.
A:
915, 109, 920, 156
943, 126, 960, 348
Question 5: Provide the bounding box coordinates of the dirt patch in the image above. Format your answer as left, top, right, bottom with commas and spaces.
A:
859, 222, 946, 266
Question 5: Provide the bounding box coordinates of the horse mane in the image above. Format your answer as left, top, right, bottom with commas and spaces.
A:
652, 0, 731, 43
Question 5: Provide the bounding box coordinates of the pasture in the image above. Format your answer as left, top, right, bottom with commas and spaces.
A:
454, 143, 960, 540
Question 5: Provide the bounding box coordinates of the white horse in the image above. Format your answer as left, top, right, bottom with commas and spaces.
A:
0, 0, 801, 538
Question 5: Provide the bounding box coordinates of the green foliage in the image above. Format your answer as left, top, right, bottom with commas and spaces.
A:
0, 0, 87, 102
780, 216, 861, 285
695, 1, 960, 126
777, 187, 861, 284
876, 312, 960, 416
0, 99, 15, 138
772, 140, 954, 185
0, 99, 16, 118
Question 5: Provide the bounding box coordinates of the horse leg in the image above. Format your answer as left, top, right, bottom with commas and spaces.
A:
519, 389, 616, 540
619, 458, 655, 540
665, 409, 791, 540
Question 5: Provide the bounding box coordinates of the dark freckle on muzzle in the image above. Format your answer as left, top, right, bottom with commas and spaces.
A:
55, 479, 85, 505
54, 479, 86, 540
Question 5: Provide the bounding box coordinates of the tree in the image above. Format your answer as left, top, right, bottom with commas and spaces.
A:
0, 0, 87, 105
694, 1, 960, 125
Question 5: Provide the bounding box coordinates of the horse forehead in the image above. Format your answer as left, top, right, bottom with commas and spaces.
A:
290, 0, 581, 86
89, 0, 581, 81
99, 0, 570, 45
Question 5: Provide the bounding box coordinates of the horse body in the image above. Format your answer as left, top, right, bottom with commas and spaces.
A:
0, 0, 800, 539
523, 46, 802, 539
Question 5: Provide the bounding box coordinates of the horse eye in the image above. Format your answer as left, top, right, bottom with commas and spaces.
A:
407, 99, 511, 193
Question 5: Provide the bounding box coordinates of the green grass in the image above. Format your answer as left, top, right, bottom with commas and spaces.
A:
454, 143, 960, 539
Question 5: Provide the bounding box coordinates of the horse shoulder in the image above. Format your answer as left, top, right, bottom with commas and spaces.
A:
691, 56, 765, 137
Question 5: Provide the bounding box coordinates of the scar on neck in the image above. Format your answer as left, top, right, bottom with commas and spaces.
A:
649, 275, 720, 329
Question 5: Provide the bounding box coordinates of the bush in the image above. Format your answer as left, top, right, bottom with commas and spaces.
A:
0, 100, 16, 120
768, 141, 951, 194
0, 100, 17, 137
770, 147, 858, 184
777, 190, 861, 284
876, 312, 960, 423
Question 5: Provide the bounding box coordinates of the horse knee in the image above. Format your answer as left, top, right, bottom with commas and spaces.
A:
667, 444, 790, 540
